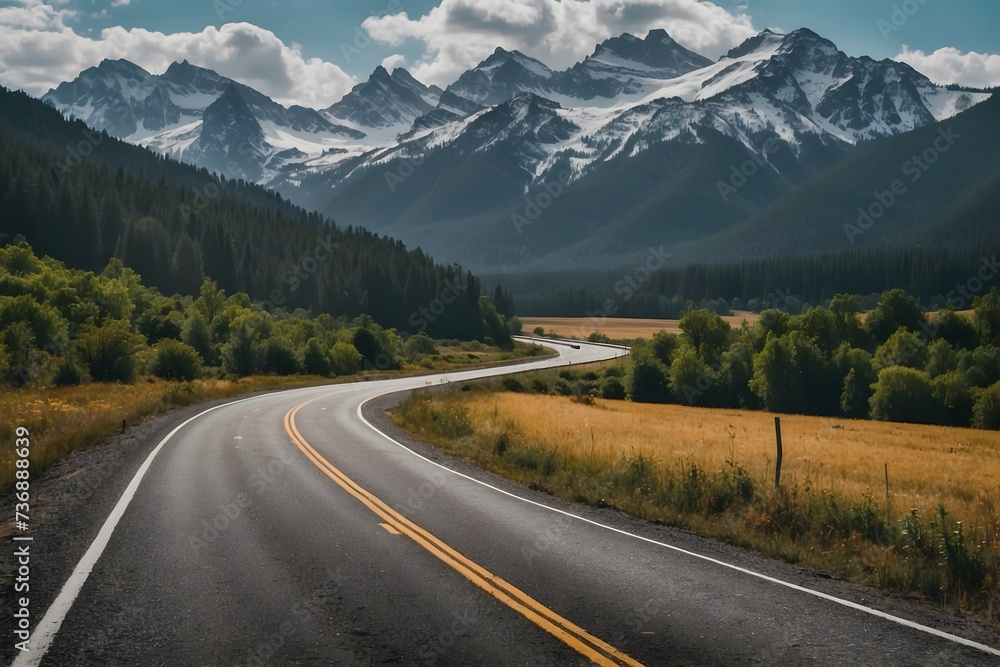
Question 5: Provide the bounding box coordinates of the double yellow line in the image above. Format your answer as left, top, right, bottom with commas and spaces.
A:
284, 399, 643, 667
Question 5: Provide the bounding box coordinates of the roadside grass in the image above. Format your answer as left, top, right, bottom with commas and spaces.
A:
391, 388, 1000, 622
0, 341, 551, 496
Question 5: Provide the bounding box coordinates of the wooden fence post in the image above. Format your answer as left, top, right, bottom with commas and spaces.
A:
774, 417, 783, 488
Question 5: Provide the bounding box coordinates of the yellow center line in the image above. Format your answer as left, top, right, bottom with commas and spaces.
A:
284, 398, 644, 667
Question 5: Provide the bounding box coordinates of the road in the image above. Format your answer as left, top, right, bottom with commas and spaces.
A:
11, 338, 1000, 665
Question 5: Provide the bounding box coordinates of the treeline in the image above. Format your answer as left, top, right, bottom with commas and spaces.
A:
0, 243, 514, 389
496, 245, 999, 318
0, 86, 494, 339
621, 289, 1000, 429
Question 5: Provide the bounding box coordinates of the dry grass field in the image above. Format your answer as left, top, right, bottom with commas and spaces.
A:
521, 313, 759, 340
463, 394, 1000, 524
393, 388, 1000, 615
521, 310, 975, 341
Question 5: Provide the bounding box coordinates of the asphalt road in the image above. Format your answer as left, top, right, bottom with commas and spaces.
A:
10, 338, 1000, 665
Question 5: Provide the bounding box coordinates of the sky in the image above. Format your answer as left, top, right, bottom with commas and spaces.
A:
0, 0, 997, 109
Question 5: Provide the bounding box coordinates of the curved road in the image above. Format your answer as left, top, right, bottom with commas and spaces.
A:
13, 339, 1000, 665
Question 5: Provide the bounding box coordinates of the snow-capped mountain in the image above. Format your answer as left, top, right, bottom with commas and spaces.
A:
276, 28, 989, 270
443, 48, 559, 107
42, 27, 991, 270
559, 29, 714, 100
323, 66, 443, 133
44, 58, 364, 181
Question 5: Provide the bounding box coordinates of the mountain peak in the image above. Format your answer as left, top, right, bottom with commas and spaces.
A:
723, 29, 786, 60
645, 28, 674, 43
95, 58, 151, 77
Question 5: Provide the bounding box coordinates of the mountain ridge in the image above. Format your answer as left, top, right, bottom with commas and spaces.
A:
41, 27, 992, 272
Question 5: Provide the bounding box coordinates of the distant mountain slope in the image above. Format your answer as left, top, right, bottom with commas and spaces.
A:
44, 59, 364, 182
0, 86, 489, 337
41, 28, 991, 272
324, 66, 443, 132
281, 28, 986, 271
675, 90, 1000, 263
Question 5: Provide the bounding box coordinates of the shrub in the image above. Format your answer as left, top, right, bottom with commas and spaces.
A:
329, 342, 362, 376
930, 371, 974, 427
533, 327, 545, 336
73, 319, 143, 383
182, 312, 217, 366
1, 321, 43, 387
874, 327, 929, 372
972, 381, 1000, 430
260, 337, 300, 376
221, 319, 258, 377
869, 366, 935, 424
152, 339, 203, 381
403, 332, 437, 360
601, 377, 626, 400
302, 337, 331, 376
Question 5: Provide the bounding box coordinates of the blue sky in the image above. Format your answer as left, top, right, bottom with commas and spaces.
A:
92, 0, 998, 74
1, 0, 997, 107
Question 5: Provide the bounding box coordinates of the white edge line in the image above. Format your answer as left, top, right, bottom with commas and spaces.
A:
352, 348, 1000, 660
12, 387, 316, 667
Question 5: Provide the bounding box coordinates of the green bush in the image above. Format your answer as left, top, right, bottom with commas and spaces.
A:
302, 338, 331, 376
1, 321, 43, 386
404, 333, 437, 360
973, 382, 1000, 430
221, 319, 258, 377
329, 341, 362, 376
260, 337, 300, 376
869, 366, 936, 424
601, 377, 626, 400
151, 339, 203, 381
73, 319, 143, 383
51, 354, 89, 386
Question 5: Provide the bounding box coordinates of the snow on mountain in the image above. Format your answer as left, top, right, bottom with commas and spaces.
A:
44, 58, 365, 182
42, 27, 989, 200
558, 29, 714, 101
299, 27, 987, 195
323, 66, 443, 136
444, 48, 559, 107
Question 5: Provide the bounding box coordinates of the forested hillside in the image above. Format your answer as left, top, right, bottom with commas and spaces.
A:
0, 86, 492, 339
0, 243, 516, 389
502, 245, 1000, 318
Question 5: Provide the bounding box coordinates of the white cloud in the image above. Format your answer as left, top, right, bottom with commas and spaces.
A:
361, 0, 756, 87
0, 10, 356, 108
0, 0, 74, 31
895, 45, 1000, 89
381, 53, 408, 72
